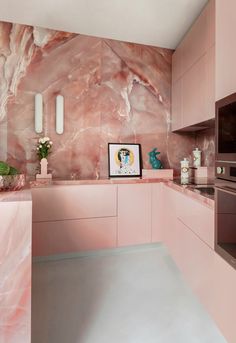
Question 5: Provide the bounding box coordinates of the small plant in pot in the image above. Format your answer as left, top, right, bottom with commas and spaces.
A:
36, 137, 53, 160
36, 137, 53, 179
0, 161, 25, 191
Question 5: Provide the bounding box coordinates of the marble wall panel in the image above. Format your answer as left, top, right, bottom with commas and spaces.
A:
0, 21, 214, 179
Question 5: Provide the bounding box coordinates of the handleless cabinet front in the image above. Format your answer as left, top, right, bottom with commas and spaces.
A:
117, 184, 152, 246
32, 184, 117, 222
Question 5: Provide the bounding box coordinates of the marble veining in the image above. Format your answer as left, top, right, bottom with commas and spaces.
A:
0, 190, 32, 342
0, 21, 214, 179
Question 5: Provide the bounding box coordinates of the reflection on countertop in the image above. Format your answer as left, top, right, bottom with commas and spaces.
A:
171, 178, 215, 208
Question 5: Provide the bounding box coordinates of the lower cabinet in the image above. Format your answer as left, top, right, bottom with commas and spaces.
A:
32, 182, 163, 256
117, 184, 152, 246
163, 184, 236, 343
33, 217, 117, 256
151, 183, 163, 242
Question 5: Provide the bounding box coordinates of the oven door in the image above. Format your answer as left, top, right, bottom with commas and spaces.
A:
216, 93, 236, 161
215, 185, 236, 269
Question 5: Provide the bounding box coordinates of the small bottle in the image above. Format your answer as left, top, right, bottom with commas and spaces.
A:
193, 148, 201, 168
181, 158, 190, 179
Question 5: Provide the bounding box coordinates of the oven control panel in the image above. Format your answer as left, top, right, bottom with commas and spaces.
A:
215, 161, 236, 182
216, 166, 225, 175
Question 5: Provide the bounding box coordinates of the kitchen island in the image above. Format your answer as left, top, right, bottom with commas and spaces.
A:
0, 190, 32, 343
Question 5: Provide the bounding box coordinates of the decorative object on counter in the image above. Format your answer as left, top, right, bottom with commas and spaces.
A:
70, 172, 78, 180
36, 137, 53, 159
36, 137, 53, 180
180, 157, 190, 183
0, 161, 25, 191
148, 148, 163, 169
36, 158, 52, 180
56, 94, 64, 134
0, 161, 18, 175
0, 174, 25, 191
35, 93, 43, 134
108, 143, 142, 178
194, 166, 214, 183
142, 169, 173, 180
192, 148, 201, 168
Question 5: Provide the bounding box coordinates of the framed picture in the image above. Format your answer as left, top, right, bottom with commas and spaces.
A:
108, 143, 142, 178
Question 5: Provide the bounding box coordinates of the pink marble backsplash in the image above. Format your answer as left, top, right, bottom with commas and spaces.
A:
0, 21, 214, 179
196, 128, 215, 168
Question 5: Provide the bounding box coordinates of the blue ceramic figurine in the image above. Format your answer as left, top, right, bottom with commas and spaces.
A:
148, 148, 163, 169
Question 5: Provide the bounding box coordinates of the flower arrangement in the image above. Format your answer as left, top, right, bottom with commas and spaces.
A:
36, 137, 53, 160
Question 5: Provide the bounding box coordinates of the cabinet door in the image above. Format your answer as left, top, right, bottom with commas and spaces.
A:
174, 219, 216, 307
182, 4, 208, 72
172, 45, 183, 83
117, 184, 151, 246
151, 183, 163, 242
32, 184, 117, 222
33, 217, 117, 257
205, 45, 215, 120
215, 0, 236, 100
177, 192, 214, 249
182, 55, 207, 127
171, 78, 183, 131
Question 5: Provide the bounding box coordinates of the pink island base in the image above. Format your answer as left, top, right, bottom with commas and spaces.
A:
0, 190, 32, 343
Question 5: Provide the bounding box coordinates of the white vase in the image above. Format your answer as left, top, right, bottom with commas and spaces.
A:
36, 158, 52, 179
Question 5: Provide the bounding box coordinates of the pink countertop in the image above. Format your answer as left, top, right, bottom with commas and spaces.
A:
0, 189, 32, 202
165, 181, 214, 209
29, 177, 214, 209
30, 177, 167, 187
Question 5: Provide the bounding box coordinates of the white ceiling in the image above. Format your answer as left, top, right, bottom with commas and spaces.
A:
0, 0, 208, 49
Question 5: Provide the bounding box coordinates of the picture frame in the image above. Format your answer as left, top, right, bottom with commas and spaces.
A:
108, 143, 142, 178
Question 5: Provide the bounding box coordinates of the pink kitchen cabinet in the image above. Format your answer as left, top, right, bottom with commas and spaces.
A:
32, 184, 117, 222
178, 195, 214, 249
172, 43, 184, 83
182, 55, 207, 127
162, 185, 178, 251
171, 0, 215, 131
171, 78, 183, 131
117, 184, 152, 246
162, 184, 236, 343
32, 184, 118, 257
215, 0, 236, 100
181, 4, 209, 73
33, 217, 117, 257
163, 184, 214, 250
151, 183, 163, 242
170, 217, 236, 343
182, 48, 215, 127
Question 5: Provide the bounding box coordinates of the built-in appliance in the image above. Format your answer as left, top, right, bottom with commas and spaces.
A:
215, 178, 236, 269
215, 92, 236, 269
216, 92, 236, 162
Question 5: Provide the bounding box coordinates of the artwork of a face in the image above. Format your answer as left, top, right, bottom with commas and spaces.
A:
117, 148, 134, 168
108, 143, 141, 177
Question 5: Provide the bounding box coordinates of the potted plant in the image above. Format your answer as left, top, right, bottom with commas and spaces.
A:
36, 137, 53, 179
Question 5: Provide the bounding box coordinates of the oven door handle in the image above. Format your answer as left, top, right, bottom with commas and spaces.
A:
215, 185, 236, 195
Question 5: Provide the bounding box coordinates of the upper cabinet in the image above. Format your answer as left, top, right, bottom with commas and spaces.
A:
172, 0, 215, 131
215, 0, 236, 100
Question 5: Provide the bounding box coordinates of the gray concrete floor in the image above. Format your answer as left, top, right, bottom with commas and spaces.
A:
32, 244, 227, 343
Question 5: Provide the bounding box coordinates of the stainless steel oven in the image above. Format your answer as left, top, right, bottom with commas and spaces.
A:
216, 92, 236, 161
215, 163, 236, 269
